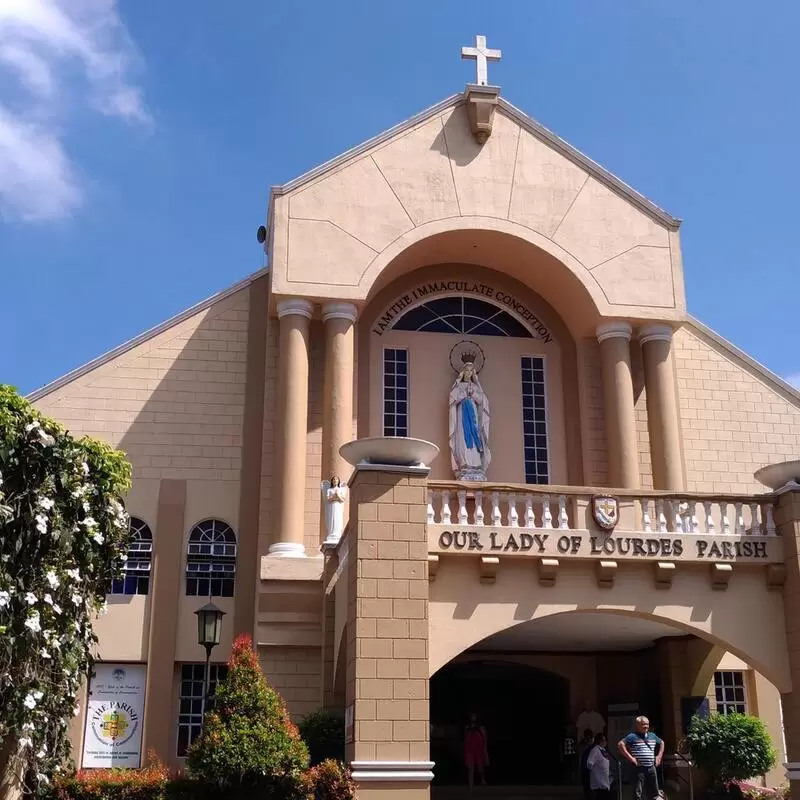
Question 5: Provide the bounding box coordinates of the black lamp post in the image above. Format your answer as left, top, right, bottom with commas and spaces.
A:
194, 601, 225, 714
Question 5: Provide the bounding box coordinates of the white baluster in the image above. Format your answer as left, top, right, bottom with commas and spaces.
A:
525, 496, 536, 529
542, 495, 553, 529
475, 491, 485, 527
735, 502, 745, 535
765, 503, 776, 536
491, 492, 502, 527
749, 503, 760, 536
508, 494, 519, 528
458, 490, 468, 525
656, 499, 667, 533
441, 491, 451, 525
558, 496, 569, 530
426, 491, 435, 524
720, 502, 731, 535
641, 499, 652, 534
673, 501, 683, 534
689, 502, 700, 534
703, 501, 715, 535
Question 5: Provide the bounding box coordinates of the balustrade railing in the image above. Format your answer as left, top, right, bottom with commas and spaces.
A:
426, 482, 777, 536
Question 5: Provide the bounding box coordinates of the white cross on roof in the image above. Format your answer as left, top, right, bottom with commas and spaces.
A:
461, 34, 502, 87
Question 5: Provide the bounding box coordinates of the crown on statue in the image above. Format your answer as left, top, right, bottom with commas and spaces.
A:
460, 350, 477, 365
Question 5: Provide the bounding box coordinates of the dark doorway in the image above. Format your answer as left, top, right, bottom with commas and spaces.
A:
430, 660, 570, 786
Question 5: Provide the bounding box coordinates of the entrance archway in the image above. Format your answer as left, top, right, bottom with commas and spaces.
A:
430, 660, 570, 786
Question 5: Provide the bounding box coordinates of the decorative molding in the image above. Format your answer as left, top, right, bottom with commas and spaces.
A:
428, 554, 440, 581
538, 558, 559, 587
350, 761, 435, 783
351, 462, 431, 479
710, 562, 733, 591
638, 324, 674, 346
322, 302, 358, 323
267, 541, 307, 558
479, 555, 499, 584
596, 321, 633, 344
596, 560, 618, 589
654, 561, 676, 590
766, 563, 786, 590
276, 298, 314, 320
464, 84, 500, 144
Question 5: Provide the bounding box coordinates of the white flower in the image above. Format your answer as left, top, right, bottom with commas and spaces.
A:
65, 568, 81, 582
99, 601, 108, 616
0, 591, 10, 608
24, 613, 41, 633
73, 705, 81, 717
37, 430, 55, 447
45, 570, 59, 588
35, 514, 48, 534
24, 420, 41, 433
81, 516, 97, 530
38, 497, 55, 511
33, 691, 43, 701
92, 532, 104, 545
73, 621, 81, 633
43, 594, 53, 605
52, 604, 62, 615
81, 462, 89, 476
37, 774, 49, 785
71, 594, 82, 606
25, 592, 37, 605
23, 694, 37, 710
22, 722, 34, 731
18, 737, 32, 749
36, 745, 47, 758
40, 649, 51, 659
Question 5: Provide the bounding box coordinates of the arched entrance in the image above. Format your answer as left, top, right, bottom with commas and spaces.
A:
430, 660, 570, 786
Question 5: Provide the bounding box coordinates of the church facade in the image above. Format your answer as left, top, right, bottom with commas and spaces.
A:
29, 59, 800, 798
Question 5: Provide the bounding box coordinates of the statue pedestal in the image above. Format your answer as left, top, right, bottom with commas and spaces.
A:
455, 466, 487, 481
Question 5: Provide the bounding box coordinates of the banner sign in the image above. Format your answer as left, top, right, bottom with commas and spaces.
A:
429, 527, 783, 563
82, 663, 146, 769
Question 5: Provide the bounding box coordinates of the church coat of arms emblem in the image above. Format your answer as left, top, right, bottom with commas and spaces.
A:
592, 496, 619, 531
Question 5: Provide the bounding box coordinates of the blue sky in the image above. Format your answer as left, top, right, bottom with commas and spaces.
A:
1, 0, 799, 394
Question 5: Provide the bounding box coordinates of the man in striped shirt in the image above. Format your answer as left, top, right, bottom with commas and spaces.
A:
617, 716, 664, 800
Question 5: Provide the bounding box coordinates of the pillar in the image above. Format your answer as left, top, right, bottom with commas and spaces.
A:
269, 298, 313, 557
345, 466, 433, 799
639, 324, 684, 491
321, 302, 357, 491
776, 487, 800, 790
596, 321, 640, 489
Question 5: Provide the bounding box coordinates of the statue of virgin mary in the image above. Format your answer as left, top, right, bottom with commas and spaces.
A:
448, 360, 491, 480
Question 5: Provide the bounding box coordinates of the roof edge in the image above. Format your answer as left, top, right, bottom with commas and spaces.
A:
27, 267, 270, 403
497, 97, 681, 230
685, 315, 800, 405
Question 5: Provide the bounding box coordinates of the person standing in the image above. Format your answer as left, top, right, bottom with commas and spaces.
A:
580, 729, 596, 800
587, 733, 614, 800
463, 712, 489, 792
617, 716, 664, 800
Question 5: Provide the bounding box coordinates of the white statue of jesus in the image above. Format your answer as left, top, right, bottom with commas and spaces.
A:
448, 361, 491, 481
322, 476, 347, 545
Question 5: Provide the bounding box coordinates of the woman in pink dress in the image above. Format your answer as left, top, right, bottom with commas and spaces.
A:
464, 712, 489, 791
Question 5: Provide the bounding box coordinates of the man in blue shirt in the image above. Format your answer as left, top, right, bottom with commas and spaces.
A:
617, 716, 664, 800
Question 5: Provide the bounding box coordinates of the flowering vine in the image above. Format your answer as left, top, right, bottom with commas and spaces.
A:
0, 385, 132, 795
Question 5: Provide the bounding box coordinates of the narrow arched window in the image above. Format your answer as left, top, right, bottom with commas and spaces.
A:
109, 517, 153, 596
185, 519, 237, 597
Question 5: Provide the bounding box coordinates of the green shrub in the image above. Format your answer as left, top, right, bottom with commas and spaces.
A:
687, 712, 776, 787
299, 710, 345, 766
186, 634, 309, 798
307, 760, 355, 800
49, 751, 169, 799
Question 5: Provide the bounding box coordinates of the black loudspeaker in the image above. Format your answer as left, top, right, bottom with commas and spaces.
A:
680, 696, 710, 734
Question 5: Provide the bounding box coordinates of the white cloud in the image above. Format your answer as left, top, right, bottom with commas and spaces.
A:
786, 374, 800, 390
0, 0, 150, 222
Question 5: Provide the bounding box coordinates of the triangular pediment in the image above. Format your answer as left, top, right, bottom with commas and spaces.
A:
267, 91, 684, 318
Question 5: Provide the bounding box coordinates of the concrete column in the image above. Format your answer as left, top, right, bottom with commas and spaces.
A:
321, 302, 357, 488
776, 488, 800, 791
345, 467, 433, 799
596, 321, 640, 489
639, 324, 684, 491
270, 298, 314, 557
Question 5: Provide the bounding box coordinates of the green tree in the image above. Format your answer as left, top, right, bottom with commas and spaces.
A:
187, 634, 310, 798
298, 710, 345, 766
687, 712, 777, 788
0, 385, 132, 795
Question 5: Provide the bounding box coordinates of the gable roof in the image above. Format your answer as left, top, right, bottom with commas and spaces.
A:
265, 91, 681, 253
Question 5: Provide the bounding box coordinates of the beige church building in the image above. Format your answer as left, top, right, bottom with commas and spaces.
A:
29, 39, 800, 799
